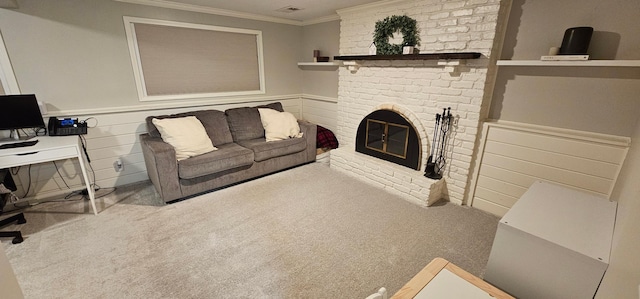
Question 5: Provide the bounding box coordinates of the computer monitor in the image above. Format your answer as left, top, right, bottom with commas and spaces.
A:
0, 94, 46, 141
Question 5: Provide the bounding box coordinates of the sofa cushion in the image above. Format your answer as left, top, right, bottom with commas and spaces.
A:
258, 108, 303, 142
152, 116, 217, 161
225, 102, 284, 142
237, 137, 306, 162
177, 143, 254, 179
146, 110, 234, 146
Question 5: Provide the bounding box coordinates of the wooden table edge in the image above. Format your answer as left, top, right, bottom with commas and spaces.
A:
390, 258, 514, 299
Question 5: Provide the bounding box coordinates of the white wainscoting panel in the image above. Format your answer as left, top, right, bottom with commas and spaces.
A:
301, 94, 337, 133
9, 98, 302, 201
469, 120, 630, 217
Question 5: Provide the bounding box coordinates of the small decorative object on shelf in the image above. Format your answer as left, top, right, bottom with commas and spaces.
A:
373, 15, 420, 55
559, 27, 593, 55
403, 46, 418, 54
540, 55, 589, 61
369, 42, 377, 55
313, 50, 330, 62
541, 26, 593, 61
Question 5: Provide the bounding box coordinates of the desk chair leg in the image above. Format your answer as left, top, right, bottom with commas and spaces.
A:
0, 213, 26, 244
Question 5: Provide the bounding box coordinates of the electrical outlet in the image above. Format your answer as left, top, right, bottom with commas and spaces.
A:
114, 159, 124, 172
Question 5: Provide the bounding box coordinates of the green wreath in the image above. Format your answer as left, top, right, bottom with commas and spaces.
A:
374, 15, 421, 55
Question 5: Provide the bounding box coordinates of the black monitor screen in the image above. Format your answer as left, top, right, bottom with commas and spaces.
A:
0, 94, 46, 130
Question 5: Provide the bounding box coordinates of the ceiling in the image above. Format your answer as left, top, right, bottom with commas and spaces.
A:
139, 0, 385, 22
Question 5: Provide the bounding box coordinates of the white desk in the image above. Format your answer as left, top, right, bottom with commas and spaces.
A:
0, 136, 97, 215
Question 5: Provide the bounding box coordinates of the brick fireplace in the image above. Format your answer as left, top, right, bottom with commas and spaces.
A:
330, 0, 506, 206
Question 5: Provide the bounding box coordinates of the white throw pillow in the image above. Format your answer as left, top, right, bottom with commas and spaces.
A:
152, 116, 217, 161
258, 108, 303, 142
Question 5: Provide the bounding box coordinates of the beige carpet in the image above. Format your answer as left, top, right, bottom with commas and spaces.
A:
2, 163, 499, 298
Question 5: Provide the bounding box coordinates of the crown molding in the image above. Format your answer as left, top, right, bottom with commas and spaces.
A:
115, 0, 305, 26
116, 0, 342, 26
336, 0, 410, 16
302, 14, 340, 26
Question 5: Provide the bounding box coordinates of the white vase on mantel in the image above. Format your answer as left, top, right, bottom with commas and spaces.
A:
403, 46, 416, 54
369, 43, 377, 55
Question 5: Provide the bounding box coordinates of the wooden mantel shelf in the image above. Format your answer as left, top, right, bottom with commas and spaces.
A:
334, 52, 482, 61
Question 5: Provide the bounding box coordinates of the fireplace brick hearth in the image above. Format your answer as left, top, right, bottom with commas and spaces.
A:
331, 147, 447, 207
331, 0, 506, 206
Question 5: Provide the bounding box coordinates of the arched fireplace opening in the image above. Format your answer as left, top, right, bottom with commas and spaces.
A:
355, 109, 421, 170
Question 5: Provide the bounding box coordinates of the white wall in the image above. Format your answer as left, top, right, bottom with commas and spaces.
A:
300, 20, 340, 98
486, 0, 640, 296
597, 116, 640, 298
0, 0, 308, 198
0, 2, 342, 198
299, 20, 340, 132
489, 0, 640, 136
0, 0, 303, 112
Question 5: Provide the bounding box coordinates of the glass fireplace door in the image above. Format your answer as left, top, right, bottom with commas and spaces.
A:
365, 119, 409, 159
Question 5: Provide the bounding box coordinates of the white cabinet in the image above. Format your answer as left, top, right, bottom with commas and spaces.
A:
484, 181, 617, 299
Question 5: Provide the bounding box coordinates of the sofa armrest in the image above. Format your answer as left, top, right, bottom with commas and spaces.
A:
139, 134, 182, 202
298, 120, 317, 162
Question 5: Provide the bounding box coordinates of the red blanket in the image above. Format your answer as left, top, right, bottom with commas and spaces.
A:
316, 125, 339, 149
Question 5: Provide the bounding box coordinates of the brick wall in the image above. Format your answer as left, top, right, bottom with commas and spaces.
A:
331, 0, 506, 205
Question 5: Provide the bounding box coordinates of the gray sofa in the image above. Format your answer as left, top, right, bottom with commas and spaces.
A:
140, 102, 317, 203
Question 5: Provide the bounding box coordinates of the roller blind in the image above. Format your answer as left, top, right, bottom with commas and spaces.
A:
124, 17, 265, 101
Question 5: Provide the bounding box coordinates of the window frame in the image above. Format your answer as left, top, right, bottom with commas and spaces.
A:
123, 16, 266, 102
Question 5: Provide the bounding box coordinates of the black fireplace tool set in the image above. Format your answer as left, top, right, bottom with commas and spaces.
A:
425, 107, 453, 179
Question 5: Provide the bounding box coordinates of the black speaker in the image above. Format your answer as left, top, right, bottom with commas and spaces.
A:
559, 27, 593, 55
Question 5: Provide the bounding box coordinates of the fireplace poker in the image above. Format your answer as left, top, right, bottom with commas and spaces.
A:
424, 113, 441, 178
434, 108, 452, 178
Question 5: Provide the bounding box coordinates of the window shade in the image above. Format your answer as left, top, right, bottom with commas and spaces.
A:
124, 17, 265, 101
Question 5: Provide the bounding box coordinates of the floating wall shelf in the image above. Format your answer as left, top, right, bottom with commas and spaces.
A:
497, 60, 640, 67
334, 52, 482, 61
297, 62, 342, 67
